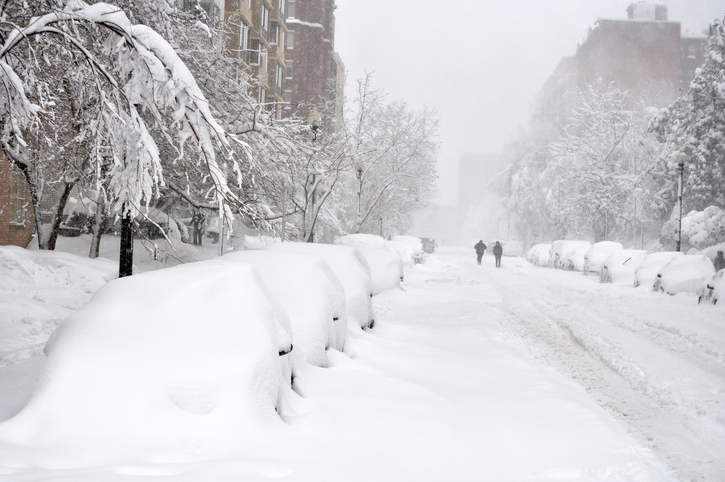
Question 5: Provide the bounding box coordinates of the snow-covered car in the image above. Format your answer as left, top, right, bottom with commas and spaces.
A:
653, 255, 716, 295
225, 250, 347, 366
583, 241, 623, 275
599, 250, 648, 284
549, 240, 592, 269
421, 237, 437, 254
698, 270, 725, 305
265, 242, 375, 329
526, 243, 552, 267
390, 235, 425, 265
501, 240, 524, 257
562, 245, 591, 271
0, 259, 293, 464
334, 234, 404, 289
633, 252, 684, 288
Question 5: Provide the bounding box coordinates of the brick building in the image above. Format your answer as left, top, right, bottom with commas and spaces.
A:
540, 2, 707, 119
283, 0, 344, 125
0, 154, 34, 247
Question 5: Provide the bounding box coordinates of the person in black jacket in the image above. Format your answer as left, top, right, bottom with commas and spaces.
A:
714, 250, 725, 272
474, 240, 487, 265
493, 241, 503, 268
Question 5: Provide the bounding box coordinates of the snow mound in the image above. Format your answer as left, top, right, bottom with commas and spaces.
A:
654, 255, 716, 295
389, 235, 425, 266
225, 250, 347, 367
265, 242, 375, 329
0, 259, 292, 467
334, 235, 404, 290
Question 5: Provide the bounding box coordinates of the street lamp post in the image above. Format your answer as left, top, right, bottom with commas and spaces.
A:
119, 203, 133, 278
307, 107, 322, 243
675, 150, 687, 252
354, 161, 364, 233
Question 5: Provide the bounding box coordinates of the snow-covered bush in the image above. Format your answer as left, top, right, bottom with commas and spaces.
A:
526, 243, 552, 267
225, 251, 347, 367
698, 270, 725, 305
599, 250, 648, 284
653, 255, 716, 295
664, 206, 725, 250
549, 240, 592, 269
634, 252, 684, 288
583, 241, 623, 275
265, 243, 375, 329
0, 259, 292, 466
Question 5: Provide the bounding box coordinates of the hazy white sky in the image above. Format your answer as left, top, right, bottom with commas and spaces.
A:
334, 0, 724, 205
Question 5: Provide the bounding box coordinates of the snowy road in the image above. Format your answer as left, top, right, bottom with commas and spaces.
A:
409, 248, 725, 481
1, 246, 724, 481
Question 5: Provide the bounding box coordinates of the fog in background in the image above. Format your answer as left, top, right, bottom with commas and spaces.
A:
335, 0, 725, 206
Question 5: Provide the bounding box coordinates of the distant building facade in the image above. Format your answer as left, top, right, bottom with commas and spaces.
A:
283, 0, 344, 125
0, 154, 34, 247
540, 2, 707, 119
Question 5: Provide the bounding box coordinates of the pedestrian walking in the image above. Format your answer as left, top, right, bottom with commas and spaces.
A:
192, 211, 204, 246
714, 250, 725, 272
493, 241, 503, 268
474, 240, 487, 265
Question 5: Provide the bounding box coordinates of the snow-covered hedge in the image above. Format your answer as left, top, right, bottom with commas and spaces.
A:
662, 206, 725, 250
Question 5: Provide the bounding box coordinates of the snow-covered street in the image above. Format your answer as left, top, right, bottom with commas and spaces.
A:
1, 246, 723, 481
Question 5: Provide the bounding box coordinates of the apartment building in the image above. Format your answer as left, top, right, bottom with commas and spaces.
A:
283, 0, 344, 126
0, 155, 34, 247
540, 2, 707, 121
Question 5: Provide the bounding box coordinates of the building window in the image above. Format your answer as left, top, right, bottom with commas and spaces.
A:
283, 90, 292, 108
286, 30, 294, 50
276, 63, 284, 92
248, 38, 261, 65
279, 0, 286, 17
9, 168, 27, 225
287, 1, 295, 18
259, 87, 267, 105
239, 24, 250, 52
270, 22, 279, 45
261, 6, 270, 42
286, 60, 293, 79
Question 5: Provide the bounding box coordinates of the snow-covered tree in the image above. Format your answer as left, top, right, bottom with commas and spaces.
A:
651, 16, 725, 214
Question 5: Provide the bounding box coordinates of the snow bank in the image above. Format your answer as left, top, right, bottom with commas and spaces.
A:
0, 259, 292, 467
526, 243, 552, 267
654, 255, 716, 295
583, 241, 623, 275
599, 250, 648, 284
634, 252, 684, 289
549, 240, 592, 269
265, 243, 375, 329
225, 250, 346, 367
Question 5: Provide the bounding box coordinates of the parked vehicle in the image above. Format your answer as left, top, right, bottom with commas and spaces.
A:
653, 255, 716, 295
634, 252, 684, 288
421, 238, 437, 254
549, 240, 592, 269
599, 250, 647, 284
698, 270, 725, 305
526, 243, 552, 267
583, 241, 623, 275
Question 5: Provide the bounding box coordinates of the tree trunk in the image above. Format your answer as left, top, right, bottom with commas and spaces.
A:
45, 181, 76, 251
89, 193, 106, 259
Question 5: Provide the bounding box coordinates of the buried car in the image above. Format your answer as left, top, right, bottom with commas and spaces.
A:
265, 242, 375, 329
634, 252, 684, 288
584, 241, 623, 275
526, 243, 552, 267
599, 250, 648, 284
225, 250, 347, 367
698, 270, 725, 305
549, 240, 592, 269
653, 255, 716, 295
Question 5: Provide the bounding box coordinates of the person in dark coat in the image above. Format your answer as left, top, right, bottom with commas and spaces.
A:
714, 250, 725, 272
493, 241, 503, 268
192, 211, 204, 246
474, 240, 487, 265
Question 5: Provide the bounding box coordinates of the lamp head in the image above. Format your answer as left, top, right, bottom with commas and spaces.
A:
354, 161, 364, 176
307, 107, 322, 130
676, 150, 687, 167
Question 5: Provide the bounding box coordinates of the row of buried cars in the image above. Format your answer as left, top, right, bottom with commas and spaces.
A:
526, 240, 725, 305
0, 235, 422, 462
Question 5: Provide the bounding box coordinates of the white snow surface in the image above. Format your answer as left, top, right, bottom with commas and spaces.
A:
264, 242, 375, 328
1, 246, 724, 481
223, 250, 347, 367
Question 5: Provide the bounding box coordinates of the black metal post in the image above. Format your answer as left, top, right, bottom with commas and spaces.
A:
119, 206, 134, 277
676, 164, 684, 252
